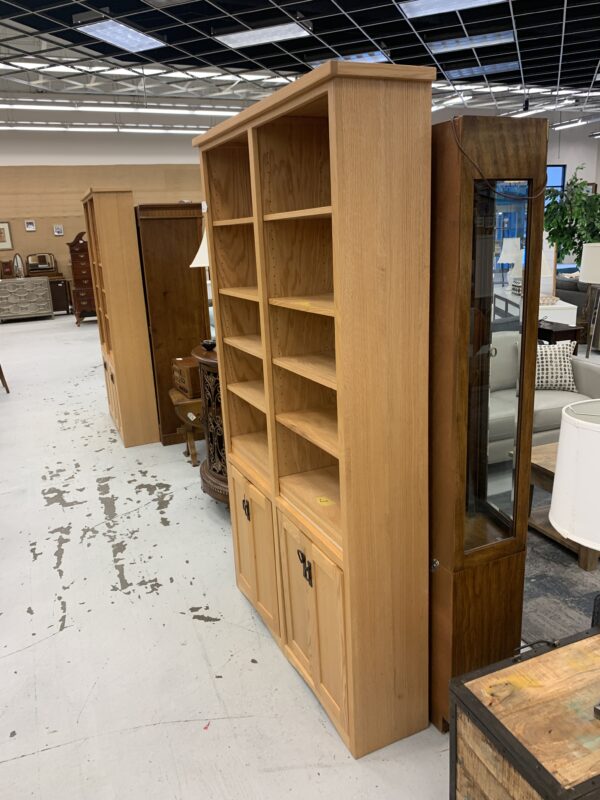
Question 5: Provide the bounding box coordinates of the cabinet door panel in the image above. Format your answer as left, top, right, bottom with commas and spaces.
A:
279, 515, 312, 677
247, 483, 279, 635
229, 467, 256, 601
309, 545, 348, 729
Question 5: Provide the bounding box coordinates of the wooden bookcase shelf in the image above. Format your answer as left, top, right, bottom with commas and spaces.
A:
198, 61, 434, 757
269, 294, 334, 316
228, 380, 266, 412
230, 431, 270, 481
279, 465, 341, 545
263, 207, 332, 222
212, 217, 254, 227
220, 286, 259, 302
272, 353, 337, 390
223, 334, 263, 360
276, 408, 338, 457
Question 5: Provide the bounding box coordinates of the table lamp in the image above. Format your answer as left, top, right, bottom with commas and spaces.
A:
550, 399, 600, 552
190, 227, 209, 269
579, 242, 600, 358
498, 237, 523, 287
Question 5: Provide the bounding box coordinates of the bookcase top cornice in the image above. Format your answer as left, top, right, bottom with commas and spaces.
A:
193, 60, 435, 151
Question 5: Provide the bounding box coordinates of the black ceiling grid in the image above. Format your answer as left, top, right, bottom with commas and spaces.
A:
0, 0, 599, 120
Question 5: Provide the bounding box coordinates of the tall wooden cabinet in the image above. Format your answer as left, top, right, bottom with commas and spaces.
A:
429, 116, 548, 731
136, 204, 211, 445
83, 193, 211, 447
195, 61, 435, 757
83, 189, 159, 447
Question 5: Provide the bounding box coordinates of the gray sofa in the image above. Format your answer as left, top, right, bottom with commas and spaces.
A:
489, 331, 600, 463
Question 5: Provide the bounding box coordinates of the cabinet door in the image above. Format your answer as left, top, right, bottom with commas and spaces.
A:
279, 514, 313, 678
309, 545, 348, 730
229, 467, 280, 636
229, 467, 257, 602
246, 481, 280, 636
278, 513, 348, 729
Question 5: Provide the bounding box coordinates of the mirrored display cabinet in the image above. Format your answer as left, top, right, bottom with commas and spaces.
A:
429, 116, 547, 731
196, 61, 435, 757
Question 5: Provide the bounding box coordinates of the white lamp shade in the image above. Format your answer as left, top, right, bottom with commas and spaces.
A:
579, 243, 600, 284
190, 229, 209, 269
549, 399, 600, 550
498, 237, 522, 264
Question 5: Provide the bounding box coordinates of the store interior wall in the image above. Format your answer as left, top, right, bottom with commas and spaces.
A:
0, 162, 202, 279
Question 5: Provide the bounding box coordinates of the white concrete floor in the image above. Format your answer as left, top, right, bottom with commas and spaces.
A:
0, 315, 448, 800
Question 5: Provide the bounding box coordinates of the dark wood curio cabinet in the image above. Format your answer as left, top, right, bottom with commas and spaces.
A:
429, 116, 548, 731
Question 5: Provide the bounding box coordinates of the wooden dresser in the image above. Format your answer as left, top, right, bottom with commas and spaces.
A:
68, 231, 96, 325
0, 277, 53, 322
83, 190, 159, 448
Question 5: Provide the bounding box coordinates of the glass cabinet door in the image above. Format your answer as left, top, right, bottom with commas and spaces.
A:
465, 179, 530, 553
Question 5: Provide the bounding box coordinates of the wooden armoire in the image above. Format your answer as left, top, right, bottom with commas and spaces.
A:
429, 116, 548, 730
83, 191, 210, 447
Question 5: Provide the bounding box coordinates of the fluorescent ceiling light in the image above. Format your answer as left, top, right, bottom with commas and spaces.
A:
10, 60, 48, 69
444, 94, 473, 105
431, 104, 445, 111
553, 119, 586, 131
263, 76, 294, 84
41, 65, 81, 74
0, 101, 236, 117
310, 50, 389, 67
429, 30, 514, 54
399, 0, 506, 19
446, 61, 519, 79
77, 19, 163, 53
214, 21, 311, 49
0, 123, 207, 135
100, 67, 138, 76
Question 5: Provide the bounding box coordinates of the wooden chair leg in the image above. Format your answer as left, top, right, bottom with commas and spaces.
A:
0, 363, 9, 394
187, 430, 198, 467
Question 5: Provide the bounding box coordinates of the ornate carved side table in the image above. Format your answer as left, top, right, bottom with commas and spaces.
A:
191, 346, 228, 505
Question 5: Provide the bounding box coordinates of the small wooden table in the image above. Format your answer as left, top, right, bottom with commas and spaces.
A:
168, 388, 203, 467
451, 630, 600, 799
529, 442, 599, 571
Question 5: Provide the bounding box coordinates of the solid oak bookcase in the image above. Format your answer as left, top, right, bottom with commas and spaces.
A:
83, 189, 159, 447
195, 61, 435, 757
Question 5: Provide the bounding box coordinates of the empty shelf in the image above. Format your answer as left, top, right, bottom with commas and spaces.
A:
212, 217, 254, 227
220, 286, 259, 302
269, 294, 334, 317
277, 408, 338, 458
280, 466, 341, 545
228, 380, 266, 413
230, 431, 269, 479
272, 353, 336, 390
223, 334, 263, 359
263, 206, 332, 222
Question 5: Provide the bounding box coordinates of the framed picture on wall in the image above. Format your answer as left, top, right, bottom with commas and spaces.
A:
0, 222, 12, 250
53, 224, 64, 237
24, 219, 36, 232
585, 182, 598, 195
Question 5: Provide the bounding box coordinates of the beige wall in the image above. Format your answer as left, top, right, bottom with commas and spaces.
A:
0, 164, 202, 279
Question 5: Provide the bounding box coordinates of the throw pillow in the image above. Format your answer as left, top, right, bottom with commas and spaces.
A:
535, 340, 577, 392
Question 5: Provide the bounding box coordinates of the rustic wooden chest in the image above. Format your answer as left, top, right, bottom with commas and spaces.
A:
172, 356, 201, 399
451, 630, 600, 799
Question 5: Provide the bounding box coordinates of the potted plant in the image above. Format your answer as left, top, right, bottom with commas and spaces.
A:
545, 165, 600, 265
